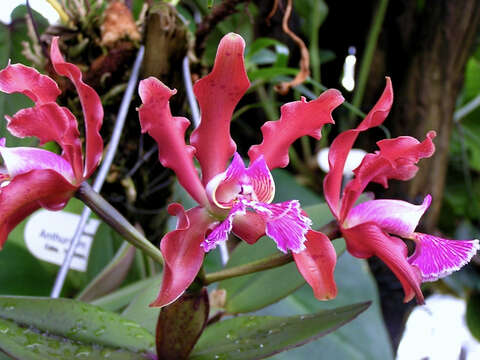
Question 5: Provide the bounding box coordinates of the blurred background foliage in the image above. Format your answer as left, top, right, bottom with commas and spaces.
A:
1, 0, 480, 358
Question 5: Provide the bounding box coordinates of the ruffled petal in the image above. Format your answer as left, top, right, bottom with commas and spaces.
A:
408, 233, 480, 282
0, 145, 75, 184
342, 223, 424, 303
50, 37, 103, 179
249, 200, 312, 254
292, 230, 338, 300
0, 169, 77, 248
206, 153, 245, 209
340, 131, 436, 221
207, 153, 275, 209
190, 33, 250, 184
232, 211, 266, 244
151, 204, 212, 307
201, 202, 246, 252
248, 90, 343, 170
138, 77, 208, 206
324, 78, 393, 220
245, 155, 275, 203
345, 195, 431, 238
0, 63, 60, 104
6, 103, 83, 180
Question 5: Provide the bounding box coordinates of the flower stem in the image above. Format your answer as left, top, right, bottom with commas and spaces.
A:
203, 253, 293, 285
76, 182, 164, 265
203, 220, 340, 285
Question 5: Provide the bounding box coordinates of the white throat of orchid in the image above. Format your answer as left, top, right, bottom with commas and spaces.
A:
202, 153, 311, 255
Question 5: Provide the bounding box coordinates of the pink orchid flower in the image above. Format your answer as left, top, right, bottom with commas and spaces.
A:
0, 37, 103, 248
323, 77, 479, 303
138, 33, 344, 307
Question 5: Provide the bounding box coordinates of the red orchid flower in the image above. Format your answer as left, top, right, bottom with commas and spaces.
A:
323, 77, 479, 303
138, 33, 344, 307
0, 37, 103, 248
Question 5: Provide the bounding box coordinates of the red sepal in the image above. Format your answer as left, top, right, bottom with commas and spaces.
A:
138, 78, 208, 206
342, 223, 424, 303
150, 204, 212, 307
0, 169, 77, 248
50, 37, 103, 179
293, 230, 338, 300
0, 63, 60, 104
191, 33, 250, 184
324, 78, 393, 219
249, 89, 343, 170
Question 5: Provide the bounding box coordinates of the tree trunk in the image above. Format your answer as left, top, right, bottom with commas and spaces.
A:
380, 0, 480, 231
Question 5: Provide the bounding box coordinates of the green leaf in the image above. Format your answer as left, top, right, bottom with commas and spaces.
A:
0, 241, 52, 296
248, 67, 300, 82
0, 317, 149, 360
77, 242, 136, 302
258, 255, 394, 360
272, 169, 322, 206
90, 276, 161, 312
121, 276, 163, 334
466, 291, 480, 341
190, 302, 370, 360
0, 296, 155, 353
218, 203, 344, 314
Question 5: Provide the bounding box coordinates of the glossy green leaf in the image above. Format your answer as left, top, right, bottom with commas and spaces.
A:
259, 254, 394, 360
218, 203, 344, 314
0, 296, 155, 353
91, 276, 161, 312
77, 242, 136, 302
190, 302, 370, 360
271, 169, 322, 206
122, 276, 163, 334
0, 317, 149, 360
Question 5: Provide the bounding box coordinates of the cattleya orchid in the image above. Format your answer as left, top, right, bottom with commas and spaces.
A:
138, 33, 344, 307
323, 78, 479, 303
0, 37, 103, 248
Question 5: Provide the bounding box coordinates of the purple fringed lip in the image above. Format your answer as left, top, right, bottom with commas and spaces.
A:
202, 153, 312, 254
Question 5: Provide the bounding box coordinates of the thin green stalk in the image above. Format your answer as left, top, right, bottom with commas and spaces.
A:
349, 0, 389, 122
257, 84, 278, 121
204, 253, 293, 285
309, 1, 328, 84
76, 182, 164, 266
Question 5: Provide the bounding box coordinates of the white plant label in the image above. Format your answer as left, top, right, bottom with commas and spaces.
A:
24, 210, 100, 272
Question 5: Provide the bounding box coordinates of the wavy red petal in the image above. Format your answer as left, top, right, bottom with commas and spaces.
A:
323, 78, 393, 220
293, 230, 338, 300
50, 37, 103, 179
7, 103, 83, 180
0, 63, 60, 104
248, 90, 343, 170
340, 131, 435, 221
138, 77, 208, 206
191, 33, 250, 184
150, 204, 212, 307
0, 169, 77, 248
342, 223, 424, 303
